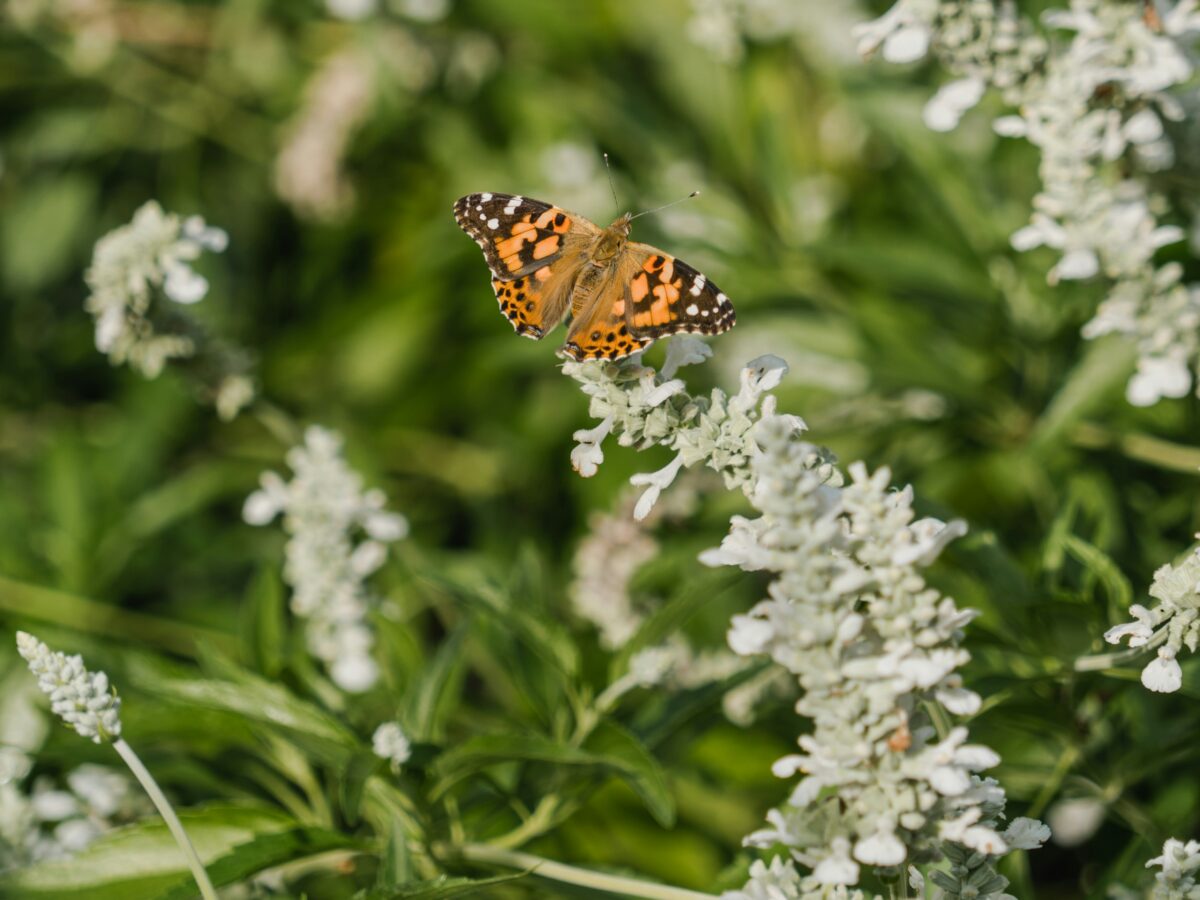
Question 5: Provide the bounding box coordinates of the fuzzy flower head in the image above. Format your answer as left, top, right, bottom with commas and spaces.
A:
864, 0, 1200, 406
16, 633, 121, 745
563, 341, 803, 521
371, 722, 412, 772
1105, 544, 1200, 694
1147, 838, 1200, 894
83, 201, 227, 379
244, 426, 408, 692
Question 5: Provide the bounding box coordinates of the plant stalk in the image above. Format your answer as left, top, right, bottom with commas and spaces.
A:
113, 738, 218, 900
448, 842, 716, 899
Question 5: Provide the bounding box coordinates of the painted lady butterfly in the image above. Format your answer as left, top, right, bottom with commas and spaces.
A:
454, 193, 735, 361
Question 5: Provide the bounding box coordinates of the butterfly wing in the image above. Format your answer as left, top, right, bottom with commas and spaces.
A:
560, 246, 736, 361
455, 193, 597, 339
561, 275, 652, 361
623, 246, 736, 340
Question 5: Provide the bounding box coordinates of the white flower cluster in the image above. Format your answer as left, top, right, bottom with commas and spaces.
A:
570, 493, 661, 650
564, 337, 804, 521
1146, 838, 1200, 898
15, 633, 122, 745
84, 200, 228, 380
1103, 541, 1200, 693
244, 426, 408, 693
685, 0, 864, 68
1, 765, 145, 870
705, 418, 1044, 891
371, 722, 412, 772
563, 344, 1046, 893
857, 0, 1200, 407
274, 49, 376, 221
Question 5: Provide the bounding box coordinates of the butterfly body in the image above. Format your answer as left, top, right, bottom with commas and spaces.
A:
454, 193, 734, 361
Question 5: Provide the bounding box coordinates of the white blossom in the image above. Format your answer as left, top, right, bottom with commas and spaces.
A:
1146, 838, 1200, 897
564, 347, 1042, 894
274, 49, 376, 220
244, 426, 408, 692
0, 761, 143, 870
16, 633, 121, 744
1046, 797, 1106, 847
1143, 648, 1184, 693
1104, 545, 1200, 694
326, 0, 376, 19
861, 0, 1200, 405
371, 723, 412, 771
83, 201, 227, 379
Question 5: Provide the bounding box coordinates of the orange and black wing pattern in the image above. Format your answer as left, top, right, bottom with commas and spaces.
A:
454, 193, 576, 280
624, 250, 736, 341
456, 192, 591, 339
560, 292, 652, 361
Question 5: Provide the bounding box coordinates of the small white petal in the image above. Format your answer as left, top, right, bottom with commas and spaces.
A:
882, 24, 930, 63
854, 829, 907, 865
1142, 651, 1183, 693
163, 265, 209, 304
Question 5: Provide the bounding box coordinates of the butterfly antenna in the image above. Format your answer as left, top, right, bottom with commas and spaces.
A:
629, 191, 700, 221
603, 153, 620, 212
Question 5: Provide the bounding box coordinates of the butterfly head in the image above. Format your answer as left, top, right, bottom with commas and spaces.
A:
593, 213, 633, 261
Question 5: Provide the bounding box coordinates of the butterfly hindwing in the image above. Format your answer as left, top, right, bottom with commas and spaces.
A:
454, 193, 577, 280
625, 248, 736, 341
490, 266, 576, 340
561, 287, 652, 361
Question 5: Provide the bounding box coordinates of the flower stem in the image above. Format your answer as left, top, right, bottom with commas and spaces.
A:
1075, 629, 1168, 672
113, 738, 218, 900
447, 842, 716, 899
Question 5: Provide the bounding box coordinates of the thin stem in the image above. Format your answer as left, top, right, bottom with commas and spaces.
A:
1072, 422, 1200, 475
448, 842, 716, 900
487, 796, 560, 851
1075, 629, 1168, 672
112, 739, 218, 900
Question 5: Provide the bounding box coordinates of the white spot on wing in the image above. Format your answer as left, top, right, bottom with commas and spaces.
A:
686, 303, 699, 315
690, 275, 706, 296
481, 192, 493, 200
701, 309, 710, 316
487, 218, 499, 229
717, 293, 728, 305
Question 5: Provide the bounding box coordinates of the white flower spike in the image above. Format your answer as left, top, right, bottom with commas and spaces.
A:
16, 633, 121, 745
244, 426, 408, 692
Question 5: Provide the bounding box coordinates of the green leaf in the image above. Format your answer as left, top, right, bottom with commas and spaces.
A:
1030, 336, 1137, 452
430, 733, 606, 798
423, 571, 578, 677
243, 565, 287, 679
401, 624, 468, 742
375, 818, 414, 890
585, 721, 675, 828
1061, 534, 1133, 611
0, 805, 297, 899
155, 827, 358, 900
432, 725, 674, 827
1, 174, 95, 292
143, 669, 358, 764
340, 750, 380, 826
611, 568, 737, 682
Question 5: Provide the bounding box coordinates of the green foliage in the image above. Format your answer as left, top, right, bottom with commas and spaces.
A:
2, 0, 1199, 897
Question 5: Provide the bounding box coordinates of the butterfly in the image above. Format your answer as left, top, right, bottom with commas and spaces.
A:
453, 192, 735, 361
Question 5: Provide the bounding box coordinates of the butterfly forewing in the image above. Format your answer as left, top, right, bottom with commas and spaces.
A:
454, 193, 578, 279
624, 249, 736, 341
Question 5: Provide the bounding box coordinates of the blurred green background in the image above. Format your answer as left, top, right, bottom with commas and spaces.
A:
3, 1, 1200, 897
